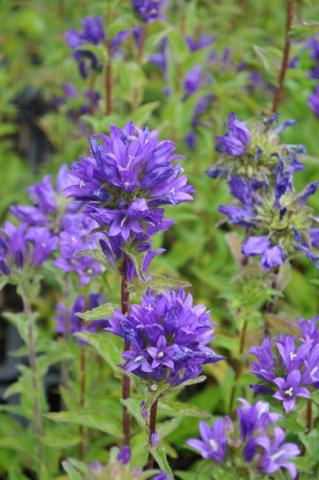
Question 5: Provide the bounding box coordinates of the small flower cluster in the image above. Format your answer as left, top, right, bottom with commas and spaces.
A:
66, 121, 193, 280
11, 164, 103, 286
131, 0, 165, 23
65, 16, 105, 78
250, 316, 319, 412
0, 222, 57, 277
107, 288, 223, 385
188, 399, 300, 479
55, 293, 107, 342
207, 113, 319, 270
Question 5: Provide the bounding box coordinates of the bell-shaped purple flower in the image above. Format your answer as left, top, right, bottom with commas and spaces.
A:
215, 112, 251, 157
187, 418, 232, 462
257, 427, 300, 479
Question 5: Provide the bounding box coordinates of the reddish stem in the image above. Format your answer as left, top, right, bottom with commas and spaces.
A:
147, 399, 158, 469
271, 0, 295, 113
306, 398, 312, 434
121, 255, 131, 446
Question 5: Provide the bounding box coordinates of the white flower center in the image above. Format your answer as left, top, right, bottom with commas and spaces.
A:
209, 439, 218, 452
79, 180, 85, 189
290, 352, 296, 360
271, 449, 286, 462
135, 356, 144, 362
284, 387, 294, 397
157, 352, 164, 359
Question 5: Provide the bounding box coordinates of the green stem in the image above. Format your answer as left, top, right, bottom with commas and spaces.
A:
23, 295, 45, 473
78, 347, 87, 460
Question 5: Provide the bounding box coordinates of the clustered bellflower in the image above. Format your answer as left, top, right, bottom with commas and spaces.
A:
55, 293, 107, 342
250, 316, 319, 412
187, 399, 300, 479
207, 113, 304, 182
65, 16, 106, 78
131, 0, 165, 23
0, 222, 57, 277
207, 113, 319, 270
66, 121, 193, 280
106, 288, 223, 385
11, 164, 103, 286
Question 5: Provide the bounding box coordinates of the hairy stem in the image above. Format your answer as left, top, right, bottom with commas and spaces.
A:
147, 399, 158, 469
306, 398, 312, 434
78, 347, 87, 460
24, 297, 45, 472
271, 0, 295, 113
121, 255, 131, 446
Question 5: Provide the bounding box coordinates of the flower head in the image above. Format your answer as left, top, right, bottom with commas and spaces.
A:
65, 16, 105, 78
0, 222, 57, 276
107, 288, 223, 385
250, 322, 319, 411
187, 399, 300, 479
131, 0, 165, 23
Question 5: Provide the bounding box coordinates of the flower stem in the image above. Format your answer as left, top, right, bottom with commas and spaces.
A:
24, 297, 45, 473
137, 24, 148, 65
147, 399, 158, 469
306, 398, 312, 434
271, 0, 295, 113
121, 255, 131, 446
78, 347, 87, 460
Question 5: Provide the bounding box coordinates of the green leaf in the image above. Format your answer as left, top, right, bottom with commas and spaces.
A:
46, 409, 122, 438
121, 397, 145, 429
77, 302, 117, 322
41, 433, 81, 449
150, 447, 174, 479
61, 458, 90, 480
160, 400, 211, 419
75, 332, 122, 375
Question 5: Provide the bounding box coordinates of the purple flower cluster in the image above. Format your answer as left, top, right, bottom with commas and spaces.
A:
207, 113, 304, 181
309, 85, 319, 118
250, 317, 319, 412
0, 222, 57, 276
66, 121, 193, 279
187, 399, 300, 479
65, 16, 105, 78
11, 165, 103, 285
131, 0, 165, 23
207, 113, 319, 271
55, 293, 107, 341
307, 35, 319, 81
107, 288, 223, 385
